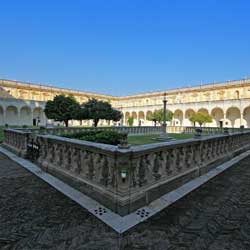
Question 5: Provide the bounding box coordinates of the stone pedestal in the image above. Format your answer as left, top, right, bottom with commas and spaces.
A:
154, 132, 174, 142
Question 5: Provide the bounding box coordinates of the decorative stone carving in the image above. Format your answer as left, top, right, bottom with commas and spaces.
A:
107, 157, 116, 188
58, 144, 63, 166
100, 155, 109, 186
193, 144, 201, 166
130, 158, 140, 188
85, 151, 94, 180
166, 148, 175, 175
153, 152, 164, 180
65, 145, 72, 170
137, 156, 148, 186
176, 147, 185, 172
206, 141, 212, 161
54, 143, 61, 166
71, 148, 81, 174
185, 145, 193, 168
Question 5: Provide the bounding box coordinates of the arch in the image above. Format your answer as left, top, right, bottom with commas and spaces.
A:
125, 112, 130, 125
33, 107, 45, 126
146, 110, 152, 120
185, 109, 195, 119
173, 109, 183, 126
226, 107, 241, 128
125, 112, 130, 119
145, 110, 153, 126
138, 111, 145, 126
197, 108, 209, 115
243, 106, 250, 128
138, 111, 145, 120
0, 106, 4, 126
184, 109, 195, 126
131, 111, 138, 126
6, 106, 18, 126
131, 111, 137, 119
211, 107, 224, 127
20, 106, 32, 126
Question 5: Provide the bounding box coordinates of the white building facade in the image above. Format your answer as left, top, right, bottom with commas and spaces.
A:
1, 78, 250, 128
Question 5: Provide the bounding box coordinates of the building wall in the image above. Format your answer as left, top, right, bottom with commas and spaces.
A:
118, 79, 250, 128
0, 98, 46, 126
1, 78, 250, 128
0, 79, 115, 126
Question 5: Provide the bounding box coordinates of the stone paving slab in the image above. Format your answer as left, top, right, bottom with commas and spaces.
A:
1, 151, 250, 249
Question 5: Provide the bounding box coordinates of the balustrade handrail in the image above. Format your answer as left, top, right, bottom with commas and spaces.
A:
12, 125, 163, 136
34, 129, 249, 151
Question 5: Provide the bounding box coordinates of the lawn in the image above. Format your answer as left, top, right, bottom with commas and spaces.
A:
128, 133, 193, 145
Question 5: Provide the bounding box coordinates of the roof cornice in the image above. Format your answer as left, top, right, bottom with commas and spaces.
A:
1, 78, 250, 100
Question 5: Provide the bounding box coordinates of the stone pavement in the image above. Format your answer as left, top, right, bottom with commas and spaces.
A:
0, 152, 250, 250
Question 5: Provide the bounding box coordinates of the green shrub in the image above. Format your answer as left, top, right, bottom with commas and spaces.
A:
95, 131, 123, 145
63, 131, 99, 139
62, 130, 123, 145
127, 117, 134, 126
79, 134, 96, 142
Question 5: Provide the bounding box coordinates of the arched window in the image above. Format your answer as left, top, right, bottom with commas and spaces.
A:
235, 90, 240, 99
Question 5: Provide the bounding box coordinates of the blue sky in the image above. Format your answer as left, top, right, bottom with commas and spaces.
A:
0, 0, 250, 95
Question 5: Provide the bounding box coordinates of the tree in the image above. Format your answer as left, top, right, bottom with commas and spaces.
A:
44, 95, 80, 127
127, 116, 134, 126
189, 112, 212, 127
80, 98, 122, 127
146, 109, 173, 126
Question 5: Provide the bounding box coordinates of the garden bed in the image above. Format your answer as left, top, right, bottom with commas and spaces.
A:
62, 130, 123, 145
61, 130, 193, 146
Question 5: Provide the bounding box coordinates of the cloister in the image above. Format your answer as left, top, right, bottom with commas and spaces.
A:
0, 99, 46, 126
1, 78, 250, 128
122, 99, 250, 128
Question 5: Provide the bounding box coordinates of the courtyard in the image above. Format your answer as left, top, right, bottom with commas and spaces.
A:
1, 1, 250, 249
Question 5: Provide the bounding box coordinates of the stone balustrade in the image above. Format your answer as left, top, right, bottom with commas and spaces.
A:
2, 126, 162, 158
19, 131, 250, 214
16, 125, 163, 136
166, 126, 250, 135
2, 129, 30, 157
3, 127, 250, 215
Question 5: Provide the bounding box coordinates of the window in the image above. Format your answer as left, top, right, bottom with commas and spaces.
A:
235, 90, 240, 99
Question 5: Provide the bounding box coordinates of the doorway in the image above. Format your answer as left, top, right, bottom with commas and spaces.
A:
219, 121, 223, 128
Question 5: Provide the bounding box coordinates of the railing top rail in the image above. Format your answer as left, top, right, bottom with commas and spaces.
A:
38, 134, 119, 154
4, 128, 31, 134
167, 125, 250, 129
131, 133, 237, 153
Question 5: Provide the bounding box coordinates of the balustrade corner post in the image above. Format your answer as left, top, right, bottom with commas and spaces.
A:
118, 131, 131, 149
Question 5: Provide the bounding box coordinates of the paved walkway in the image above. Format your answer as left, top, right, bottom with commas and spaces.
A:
1, 152, 250, 250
